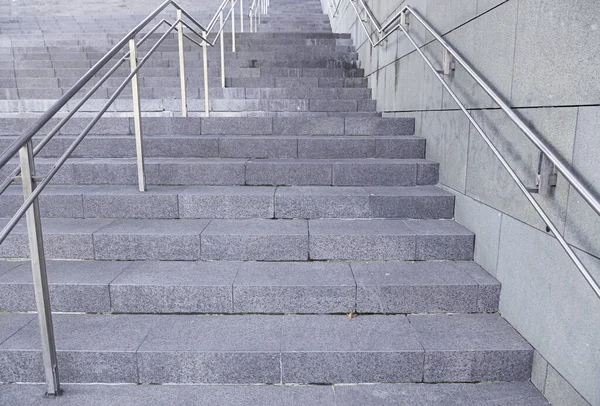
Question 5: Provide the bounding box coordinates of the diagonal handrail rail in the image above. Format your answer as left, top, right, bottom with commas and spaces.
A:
327, 0, 600, 299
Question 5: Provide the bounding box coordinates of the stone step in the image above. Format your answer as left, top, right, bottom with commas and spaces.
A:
0, 218, 471, 261
0, 135, 423, 159
0, 260, 499, 314
1, 157, 438, 187
0, 50, 359, 64
0, 312, 532, 384
0, 382, 551, 405
0, 98, 378, 114
0, 184, 451, 220
0, 116, 415, 136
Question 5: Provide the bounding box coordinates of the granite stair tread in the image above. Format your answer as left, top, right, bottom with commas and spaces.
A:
0, 260, 500, 314
0, 312, 532, 384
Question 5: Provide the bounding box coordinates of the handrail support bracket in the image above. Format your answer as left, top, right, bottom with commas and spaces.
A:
529, 152, 558, 195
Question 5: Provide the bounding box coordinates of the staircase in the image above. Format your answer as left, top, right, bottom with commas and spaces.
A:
0, 0, 550, 404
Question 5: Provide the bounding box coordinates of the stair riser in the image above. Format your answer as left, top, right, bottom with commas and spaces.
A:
0, 348, 531, 385
0, 117, 415, 136
0, 230, 471, 261
0, 161, 438, 187
0, 136, 423, 159
0, 189, 452, 221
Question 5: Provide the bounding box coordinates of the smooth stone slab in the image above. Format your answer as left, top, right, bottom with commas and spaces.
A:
246, 159, 332, 186
334, 382, 551, 406
0, 260, 129, 312
93, 219, 210, 261
82, 185, 181, 219
137, 315, 282, 384
405, 220, 475, 260
178, 186, 275, 219
309, 219, 416, 260
0, 383, 337, 406
409, 313, 533, 382
452, 261, 501, 312
367, 186, 455, 219
0, 185, 84, 218
351, 261, 479, 313
233, 262, 355, 313
282, 315, 423, 383
275, 186, 370, 218
0, 218, 112, 260
201, 219, 308, 261
0, 314, 157, 383
110, 261, 238, 313
0, 313, 35, 345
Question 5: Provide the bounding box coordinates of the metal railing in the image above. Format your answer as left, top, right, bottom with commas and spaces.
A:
327, 0, 600, 299
249, 0, 270, 32
0, 0, 271, 396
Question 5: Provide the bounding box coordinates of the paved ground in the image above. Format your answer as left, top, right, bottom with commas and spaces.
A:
0, 382, 550, 405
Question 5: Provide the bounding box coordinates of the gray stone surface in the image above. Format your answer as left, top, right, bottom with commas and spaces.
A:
351, 261, 480, 313
110, 261, 238, 313
179, 186, 275, 219
0, 313, 35, 345
544, 365, 592, 406
82, 186, 180, 219
368, 185, 455, 219
565, 106, 600, 257
496, 215, 600, 405
201, 219, 308, 261
334, 382, 550, 406
201, 117, 272, 135
272, 117, 343, 135
332, 159, 418, 187
298, 137, 375, 159
511, 0, 600, 107
0, 383, 336, 406
137, 315, 282, 384
0, 260, 128, 312
452, 261, 501, 313
0, 314, 157, 383
233, 262, 355, 313
309, 219, 416, 260
0, 218, 112, 260
0, 186, 84, 219
93, 219, 209, 261
531, 350, 549, 394
281, 315, 423, 383
275, 186, 370, 218
404, 219, 475, 260
344, 117, 414, 135
246, 159, 332, 186
409, 313, 533, 382
451, 190, 503, 277
219, 137, 297, 159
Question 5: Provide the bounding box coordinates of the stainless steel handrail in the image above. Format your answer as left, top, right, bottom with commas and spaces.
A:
328, 0, 600, 299
0, 0, 256, 396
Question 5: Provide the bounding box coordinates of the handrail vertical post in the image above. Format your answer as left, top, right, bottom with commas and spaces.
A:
128, 38, 146, 192
250, 9, 253, 32
177, 11, 188, 117
19, 140, 61, 397
258, 1, 261, 26
231, 0, 237, 52
202, 30, 210, 116
240, 0, 244, 33
220, 11, 226, 88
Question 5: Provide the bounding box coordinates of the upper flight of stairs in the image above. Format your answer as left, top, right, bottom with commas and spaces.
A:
0, 0, 550, 404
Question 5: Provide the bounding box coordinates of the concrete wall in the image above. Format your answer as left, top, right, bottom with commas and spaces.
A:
323, 0, 600, 405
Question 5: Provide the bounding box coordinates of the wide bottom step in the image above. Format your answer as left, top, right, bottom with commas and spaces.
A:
0, 313, 532, 384
0, 382, 549, 405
